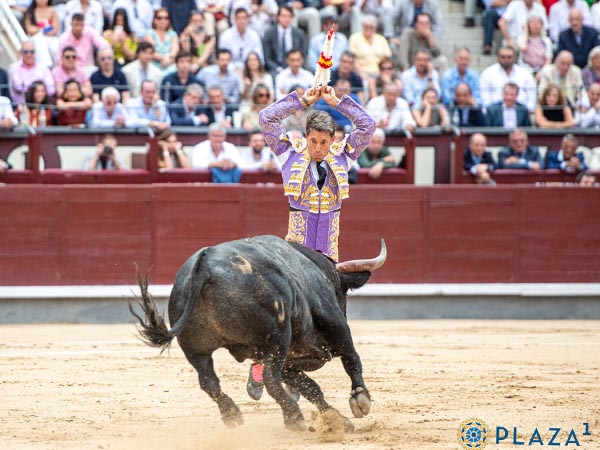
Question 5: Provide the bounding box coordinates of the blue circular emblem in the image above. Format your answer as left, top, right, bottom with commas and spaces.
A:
458, 418, 491, 450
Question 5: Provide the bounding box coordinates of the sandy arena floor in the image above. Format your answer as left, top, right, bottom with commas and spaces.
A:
0, 320, 599, 450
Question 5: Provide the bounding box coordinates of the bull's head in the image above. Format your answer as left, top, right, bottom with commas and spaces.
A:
335, 240, 387, 315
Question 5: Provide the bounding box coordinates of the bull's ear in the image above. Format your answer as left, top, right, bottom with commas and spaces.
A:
339, 271, 371, 292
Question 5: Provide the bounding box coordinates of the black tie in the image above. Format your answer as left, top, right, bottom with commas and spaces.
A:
317, 163, 327, 190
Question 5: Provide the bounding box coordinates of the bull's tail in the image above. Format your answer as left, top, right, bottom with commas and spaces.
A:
129, 269, 174, 353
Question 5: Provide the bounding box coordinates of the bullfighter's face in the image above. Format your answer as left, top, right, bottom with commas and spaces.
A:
307, 130, 333, 163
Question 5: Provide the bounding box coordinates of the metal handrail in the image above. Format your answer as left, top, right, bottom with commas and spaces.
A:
0, 0, 27, 63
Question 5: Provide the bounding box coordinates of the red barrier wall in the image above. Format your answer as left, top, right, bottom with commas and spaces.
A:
1, 184, 599, 285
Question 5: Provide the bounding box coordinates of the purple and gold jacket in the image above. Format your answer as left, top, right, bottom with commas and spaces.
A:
259, 93, 375, 213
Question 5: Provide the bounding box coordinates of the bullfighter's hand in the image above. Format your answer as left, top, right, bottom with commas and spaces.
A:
320, 86, 341, 107
302, 87, 320, 106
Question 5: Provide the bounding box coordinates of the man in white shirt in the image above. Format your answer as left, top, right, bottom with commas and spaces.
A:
239, 130, 281, 172
479, 46, 537, 111
191, 123, 243, 183
218, 7, 264, 72
0, 96, 18, 131
275, 49, 314, 100
366, 81, 416, 133
548, 0, 592, 42
498, 0, 548, 49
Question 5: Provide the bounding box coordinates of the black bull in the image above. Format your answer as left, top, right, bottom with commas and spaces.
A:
130, 235, 386, 431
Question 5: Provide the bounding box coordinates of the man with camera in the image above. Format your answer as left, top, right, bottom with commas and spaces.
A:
82, 134, 129, 170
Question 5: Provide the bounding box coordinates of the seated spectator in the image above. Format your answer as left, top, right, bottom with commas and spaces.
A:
397, 12, 447, 73
481, 0, 509, 55
102, 8, 137, 68
9, 40, 56, 106
498, 0, 548, 51
546, 134, 588, 172
401, 49, 441, 109
349, 14, 392, 78
218, 8, 264, 72
82, 133, 129, 170
88, 87, 132, 128
576, 171, 596, 186
241, 84, 272, 130
537, 51, 583, 107
479, 46, 537, 112
0, 66, 10, 101
275, 49, 313, 101
121, 43, 164, 99
0, 96, 18, 132
63, 0, 104, 34
196, 0, 230, 37
330, 51, 366, 104
534, 84, 575, 128
126, 80, 171, 131
315, 79, 361, 130
356, 128, 397, 180
179, 10, 216, 74
441, 47, 480, 107
145, 8, 180, 74
52, 46, 92, 98
548, 0, 593, 42
391, 0, 444, 42
557, 9, 599, 69
518, 16, 553, 78
486, 82, 532, 129
577, 83, 600, 127
90, 47, 130, 103
58, 13, 109, 73
582, 46, 600, 89
23, 81, 53, 127
196, 49, 241, 106
464, 132, 496, 184
239, 52, 274, 108
261, 6, 306, 76
498, 128, 543, 170
56, 78, 93, 126
169, 83, 209, 126
111, 0, 153, 41
367, 57, 403, 101
239, 130, 281, 173
307, 16, 347, 71
204, 85, 238, 127
156, 129, 191, 169
160, 51, 197, 104
449, 83, 488, 127
366, 82, 416, 133
412, 88, 449, 128
191, 123, 243, 183
23, 0, 60, 68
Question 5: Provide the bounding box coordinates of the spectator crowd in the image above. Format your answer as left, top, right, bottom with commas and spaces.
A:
0, 0, 599, 182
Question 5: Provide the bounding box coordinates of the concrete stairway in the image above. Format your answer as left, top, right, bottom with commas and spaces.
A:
437, 0, 498, 72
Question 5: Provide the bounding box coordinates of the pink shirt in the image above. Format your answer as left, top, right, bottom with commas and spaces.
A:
8, 61, 56, 104
51, 64, 90, 88
58, 26, 108, 67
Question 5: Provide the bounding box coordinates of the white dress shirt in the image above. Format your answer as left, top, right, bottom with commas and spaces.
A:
0, 96, 19, 128
365, 95, 417, 131
218, 26, 265, 69
275, 67, 314, 100
479, 63, 537, 111
191, 140, 242, 169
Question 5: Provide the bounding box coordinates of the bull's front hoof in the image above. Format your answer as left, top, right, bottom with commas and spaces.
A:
221, 404, 244, 428
284, 412, 306, 431
349, 387, 371, 418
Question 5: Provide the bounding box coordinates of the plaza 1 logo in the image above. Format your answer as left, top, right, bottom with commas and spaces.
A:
458, 418, 593, 448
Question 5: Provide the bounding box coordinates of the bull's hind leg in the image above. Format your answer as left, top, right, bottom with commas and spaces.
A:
262, 351, 306, 431
186, 353, 244, 427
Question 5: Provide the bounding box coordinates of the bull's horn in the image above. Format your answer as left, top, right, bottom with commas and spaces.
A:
336, 239, 387, 273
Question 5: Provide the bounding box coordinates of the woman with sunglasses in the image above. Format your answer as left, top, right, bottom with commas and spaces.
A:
367, 57, 402, 101
103, 8, 137, 68
145, 8, 180, 73
241, 84, 272, 130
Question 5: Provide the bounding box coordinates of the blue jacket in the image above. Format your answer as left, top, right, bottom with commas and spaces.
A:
168, 99, 208, 126
557, 26, 600, 69
545, 149, 588, 172
486, 102, 531, 128
464, 148, 497, 173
